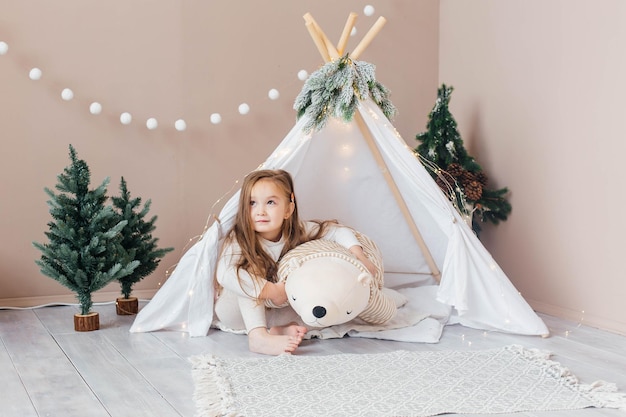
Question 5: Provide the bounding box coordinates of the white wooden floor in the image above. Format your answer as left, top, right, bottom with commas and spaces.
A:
1, 301, 625, 417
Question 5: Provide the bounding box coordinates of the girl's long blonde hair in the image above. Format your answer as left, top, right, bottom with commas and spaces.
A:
226, 169, 332, 296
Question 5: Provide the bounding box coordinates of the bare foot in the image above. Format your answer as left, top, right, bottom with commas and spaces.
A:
269, 322, 308, 338
248, 327, 303, 356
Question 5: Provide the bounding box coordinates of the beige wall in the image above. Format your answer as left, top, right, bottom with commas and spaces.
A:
5, 1, 622, 336
440, 0, 626, 334
0, 2, 439, 304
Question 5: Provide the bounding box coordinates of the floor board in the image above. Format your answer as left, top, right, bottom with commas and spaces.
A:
0, 334, 38, 417
0, 309, 109, 417
0, 302, 625, 417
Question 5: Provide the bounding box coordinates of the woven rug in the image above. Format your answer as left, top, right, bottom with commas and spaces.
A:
190, 345, 626, 417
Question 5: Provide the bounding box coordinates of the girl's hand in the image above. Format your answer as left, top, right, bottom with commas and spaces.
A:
261, 281, 288, 306
349, 245, 378, 277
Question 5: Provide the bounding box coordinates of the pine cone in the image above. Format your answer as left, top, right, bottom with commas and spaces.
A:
464, 180, 483, 201
446, 163, 463, 178
435, 176, 449, 193
476, 171, 488, 186
460, 170, 477, 186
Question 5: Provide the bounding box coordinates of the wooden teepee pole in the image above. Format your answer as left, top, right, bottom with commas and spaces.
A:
304, 20, 331, 62
303, 12, 441, 281
351, 16, 387, 60
337, 12, 358, 55
303, 13, 339, 60
354, 111, 441, 281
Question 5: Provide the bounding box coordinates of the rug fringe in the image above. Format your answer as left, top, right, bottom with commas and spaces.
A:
190, 355, 237, 417
507, 345, 626, 412
579, 380, 626, 411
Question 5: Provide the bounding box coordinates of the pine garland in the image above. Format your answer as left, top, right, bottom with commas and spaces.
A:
294, 54, 396, 133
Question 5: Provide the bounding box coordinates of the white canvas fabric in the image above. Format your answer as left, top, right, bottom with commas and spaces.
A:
129, 99, 549, 337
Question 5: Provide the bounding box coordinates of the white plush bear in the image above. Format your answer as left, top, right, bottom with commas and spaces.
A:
276, 232, 398, 328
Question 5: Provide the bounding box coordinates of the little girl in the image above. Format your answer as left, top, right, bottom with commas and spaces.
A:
214, 169, 376, 355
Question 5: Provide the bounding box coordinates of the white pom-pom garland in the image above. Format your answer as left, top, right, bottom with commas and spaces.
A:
61, 88, 74, 101
238, 103, 250, 115
268, 88, 280, 100
89, 102, 102, 115
210, 113, 221, 124
174, 119, 187, 131
120, 112, 132, 125
364, 5, 375, 16
297, 70, 309, 81
9, 40, 307, 132
146, 117, 158, 130
29, 68, 42, 80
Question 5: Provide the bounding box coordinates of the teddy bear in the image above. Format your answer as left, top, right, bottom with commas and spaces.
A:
274, 230, 398, 328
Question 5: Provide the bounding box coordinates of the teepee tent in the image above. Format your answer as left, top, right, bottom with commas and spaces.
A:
130, 13, 548, 338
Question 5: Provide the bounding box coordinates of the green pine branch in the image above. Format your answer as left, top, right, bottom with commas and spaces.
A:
294, 54, 396, 133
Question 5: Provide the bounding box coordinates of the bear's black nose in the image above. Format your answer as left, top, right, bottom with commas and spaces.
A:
312, 306, 326, 318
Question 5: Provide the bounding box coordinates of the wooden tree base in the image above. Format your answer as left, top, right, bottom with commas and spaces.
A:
74, 312, 100, 332
116, 296, 139, 315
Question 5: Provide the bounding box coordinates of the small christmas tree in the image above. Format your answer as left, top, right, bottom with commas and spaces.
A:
111, 177, 173, 304
33, 145, 139, 324
415, 84, 511, 234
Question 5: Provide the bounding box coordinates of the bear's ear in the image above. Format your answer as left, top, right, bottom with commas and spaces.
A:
357, 273, 372, 287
